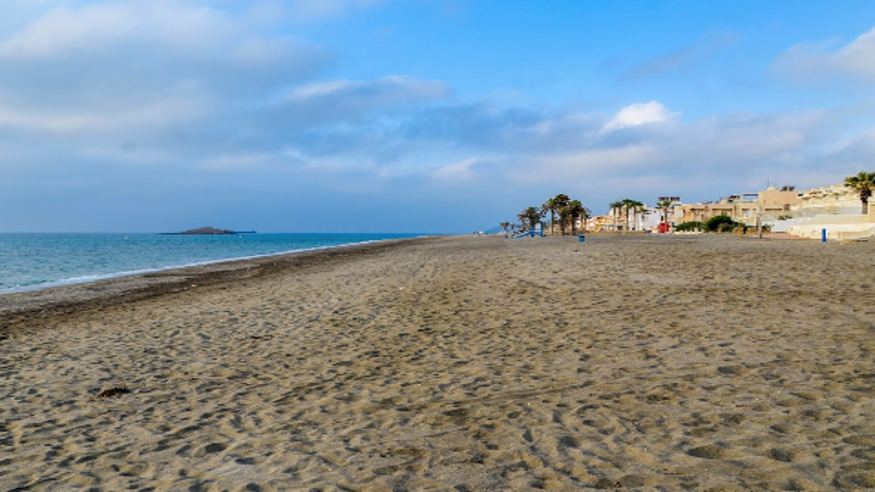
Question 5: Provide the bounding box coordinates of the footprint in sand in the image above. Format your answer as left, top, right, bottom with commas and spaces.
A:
687, 444, 729, 459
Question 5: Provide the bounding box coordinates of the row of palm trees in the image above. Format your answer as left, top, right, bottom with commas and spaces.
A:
607, 199, 644, 233
502, 194, 592, 236
606, 198, 676, 233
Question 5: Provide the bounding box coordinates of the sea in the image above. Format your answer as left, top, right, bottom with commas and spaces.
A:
0, 233, 426, 295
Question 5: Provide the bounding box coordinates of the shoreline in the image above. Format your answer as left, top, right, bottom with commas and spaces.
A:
4, 233, 875, 489
0, 232, 429, 298
0, 235, 438, 337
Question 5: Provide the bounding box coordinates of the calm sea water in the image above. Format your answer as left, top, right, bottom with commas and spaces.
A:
0, 233, 425, 294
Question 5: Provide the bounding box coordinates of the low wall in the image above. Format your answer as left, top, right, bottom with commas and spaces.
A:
788, 219, 875, 240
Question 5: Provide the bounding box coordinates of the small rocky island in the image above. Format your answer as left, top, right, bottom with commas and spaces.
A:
163, 227, 255, 235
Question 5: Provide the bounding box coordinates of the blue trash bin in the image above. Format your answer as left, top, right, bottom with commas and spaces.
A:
578, 235, 585, 242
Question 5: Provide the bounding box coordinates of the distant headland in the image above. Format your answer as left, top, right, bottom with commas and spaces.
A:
161, 226, 256, 235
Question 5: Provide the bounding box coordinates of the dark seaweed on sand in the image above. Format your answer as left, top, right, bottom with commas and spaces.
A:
95, 387, 131, 398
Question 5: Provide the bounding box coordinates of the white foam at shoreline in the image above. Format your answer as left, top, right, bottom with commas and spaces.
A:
0, 236, 430, 296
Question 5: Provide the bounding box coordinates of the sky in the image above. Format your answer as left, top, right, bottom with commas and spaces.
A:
2, 0, 875, 233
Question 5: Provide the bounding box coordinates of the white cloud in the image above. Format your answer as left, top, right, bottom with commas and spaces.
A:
775, 25, 875, 81
265, 76, 450, 126
0, 95, 206, 133
0, 0, 331, 136
0, 110, 98, 133
463, 104, 842, 208
514, 145, 660, 183
1, 3, 873, 232
0, 1, 238, 59
288, 76, 449, 103
603, 101, 680, 132
432, 158, 481, 180
0, 1, 329, 75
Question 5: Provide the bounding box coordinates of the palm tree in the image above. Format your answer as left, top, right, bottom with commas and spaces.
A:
517, 210, 529, 231
542, 198, 557, 235
632, 200, 645, 231
621, 199, 634, 233
564, 200, 590, 235
500, 222, 511, 234
845, 171, 875, 215
557, 203, 571, 236
608, 200, 624, 232
518, 206, 543, 232
656, 199, 673, 231
555, 194, 570, 234
633, 202, 647, 231
619, 199, 644, 234
542, 194, 570, 235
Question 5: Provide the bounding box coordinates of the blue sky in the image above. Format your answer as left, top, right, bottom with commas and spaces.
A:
2, 0, 875, 233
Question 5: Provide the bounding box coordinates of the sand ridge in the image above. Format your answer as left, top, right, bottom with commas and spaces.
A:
2, 234, 875, 490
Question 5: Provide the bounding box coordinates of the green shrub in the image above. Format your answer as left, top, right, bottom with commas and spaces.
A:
675, 221, 706, 232
706, 215, 738, 232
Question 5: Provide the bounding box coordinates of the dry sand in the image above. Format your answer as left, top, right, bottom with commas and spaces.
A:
2, 234, 875, 491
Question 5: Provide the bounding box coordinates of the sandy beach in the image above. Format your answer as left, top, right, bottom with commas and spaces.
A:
3, 234, 875, 490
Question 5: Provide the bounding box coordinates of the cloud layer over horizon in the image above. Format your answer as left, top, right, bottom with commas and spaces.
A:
2, 0, 875, 232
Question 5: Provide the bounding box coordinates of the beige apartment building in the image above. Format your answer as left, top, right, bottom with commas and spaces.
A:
583, 214, 618, 232
586, 210, 648, 232
675, 187, 801, 225
798, 184, 861, 216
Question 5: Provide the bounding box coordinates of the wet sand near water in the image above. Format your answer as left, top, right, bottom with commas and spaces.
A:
2, 234, 875, 490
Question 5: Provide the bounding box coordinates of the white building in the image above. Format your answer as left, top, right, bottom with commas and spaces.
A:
783, 183, 875, 240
